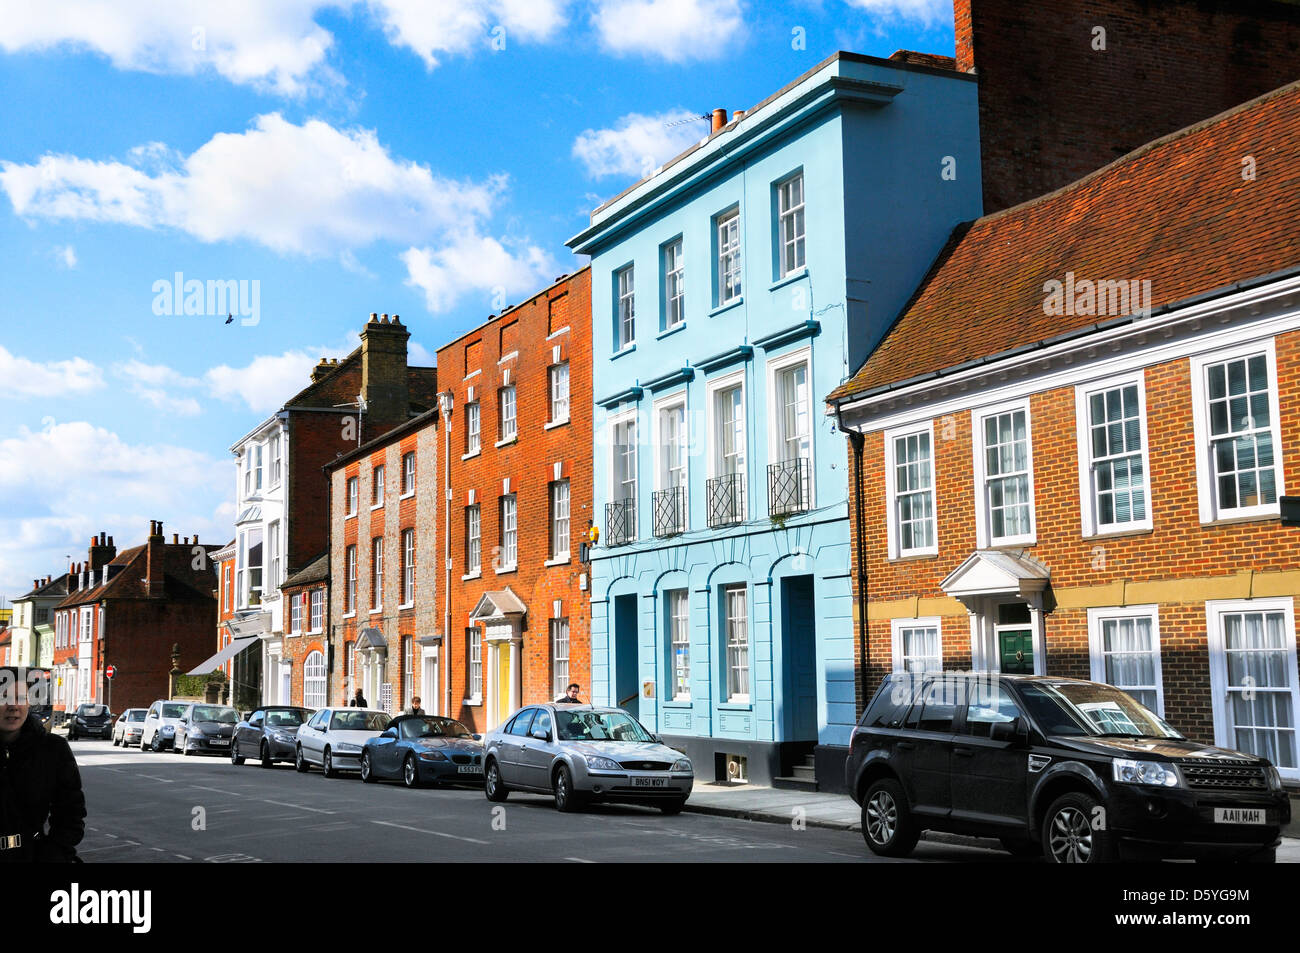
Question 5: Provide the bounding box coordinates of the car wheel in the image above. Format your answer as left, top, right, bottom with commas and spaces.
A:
553, 764, 585, 813
484, 759, 509, 802
180, 736, 190, 756
1042, 791, 1115, 864
361, 752, 375, 783
860, 778, 920, 857
999, 836, 1042, 858
112, 735, 119, 747
403, 755, 421, 789
295, 745, 309, 773
322, 747, 337, 778
659, 798, 688, 816
260, 742, 274, 768
230, 739, 246, 766
68, 729, 76, 741
152, 732, 164, 753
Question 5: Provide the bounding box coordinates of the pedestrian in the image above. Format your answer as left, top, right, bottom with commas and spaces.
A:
0, 667, 86, 863
351, 687, 368, 708
403, 696, 425, 716
554, 683, 583, 704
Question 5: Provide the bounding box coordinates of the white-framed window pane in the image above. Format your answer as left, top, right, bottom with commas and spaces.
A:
347, 477, 358, 515
304, 651, 326, 710
467, 402, 481, 454
777, 362, 810, 464
664, 239, 684, 329
1088, 384, 1146, 526
900, 625, 941, 673
373, 465, 384, 504
1223, 610, 1296, 768
983, 409, 1031, 539
778, 173, 805, 276
724, 585, 749, 702
618, 266, 635, 348
402, 529, 415, 604
660, 404, 686, 489
1100, 616, 1159, 710
550, 480, 570, 558
346, 545, 356, 612
550, 363, 570, 422
403, 637, 413, 709
403, 451, 415, 493
715, 385, 745, 477
311, 589, 322, 631
290, 599, 302, 635
500, 386, 517, 441
614, 420, 637, 503
717, 211, 741, 303
501, 495, 517, 567
895, 431, 935, 552
669, 589, 690, 700
469, 629, 483, 699
551, 618, 570, 699
466, 505, 481, 572
1207, 354, 1278, 511
372, 538, 383, 607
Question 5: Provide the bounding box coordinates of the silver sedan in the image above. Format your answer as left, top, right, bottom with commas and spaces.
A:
483, 704, 693, 814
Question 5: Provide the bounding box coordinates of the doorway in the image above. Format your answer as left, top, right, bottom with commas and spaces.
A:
996, 603, 1034, 674
614, 593, 639, 719
780, 575, 817, 740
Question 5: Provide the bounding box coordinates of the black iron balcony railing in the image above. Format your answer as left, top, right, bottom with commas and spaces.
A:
605, 497, 636, 546
652, 486, 687, 538
768, 457, 811, 518
706, 472, 745, 529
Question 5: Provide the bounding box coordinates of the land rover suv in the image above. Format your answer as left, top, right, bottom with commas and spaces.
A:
845, 673, 1290, 863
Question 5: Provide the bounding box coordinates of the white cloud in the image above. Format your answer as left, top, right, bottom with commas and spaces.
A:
0, 0, 343, 95
112, 359, 204, 417
401, 234, 554, 314
52, 244, 77, 269
408, 341, 437, 367
368, 0, 568, 68
573, 108, 707, 179
0, 345, 102, 397
203, 335, 359, 415
591, 0, 745, 62
842, 0, 950, 26
0, 113, 503, 256
0, 420, 231, 598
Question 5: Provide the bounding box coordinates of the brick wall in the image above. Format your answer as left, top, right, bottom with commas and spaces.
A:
956, 0, 1300, 212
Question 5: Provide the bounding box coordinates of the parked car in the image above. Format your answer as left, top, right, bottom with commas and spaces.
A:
140, 699, 190, 751
231, 706, 313, 767
67, 703, 114, 740
482, 704, 693, 813
846, 672, 1291, 863
361, 715, 484, 788
112, 708, 147, 747
172, 703, 238, 756
294, 707, 391, 777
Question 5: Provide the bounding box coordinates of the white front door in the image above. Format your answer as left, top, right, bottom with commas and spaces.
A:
280, 661, 292, 706
1207, 598, 1300, 780
422, 652, 439, 716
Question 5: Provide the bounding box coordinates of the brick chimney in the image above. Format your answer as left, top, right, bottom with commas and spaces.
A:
88, 531, 116, 572
953, 0, 974, 73
146, 520, 165, 597
310, 358, 336, 383
359, 312, 411, 430
711, 108, 728, 133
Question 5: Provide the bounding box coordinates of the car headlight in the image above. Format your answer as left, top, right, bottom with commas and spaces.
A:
336, 743, 361, 753
161, 725, 175, 734
1266, 766, 1284, 792
672, 758, 693, 773
418, 750, 447, 761
1112, 758, 1179, 787
585, 755, 621, 771
189, 727, 205, 738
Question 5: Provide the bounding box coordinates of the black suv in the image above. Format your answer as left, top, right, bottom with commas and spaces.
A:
67, 703, 114, 740
845, 673, 1290, 863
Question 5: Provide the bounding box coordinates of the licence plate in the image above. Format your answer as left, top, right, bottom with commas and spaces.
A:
632, 777, 667, 788
457, 765, 482, 774
210, 739, 229, 746
1214, 808, 1265, 825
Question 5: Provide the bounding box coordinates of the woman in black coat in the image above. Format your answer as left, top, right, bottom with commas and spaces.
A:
1, 675, 86, 863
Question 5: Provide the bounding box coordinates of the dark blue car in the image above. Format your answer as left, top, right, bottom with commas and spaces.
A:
361, 715, 485, 788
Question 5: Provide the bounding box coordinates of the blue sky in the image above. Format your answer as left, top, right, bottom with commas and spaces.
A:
0, 0, 953, 601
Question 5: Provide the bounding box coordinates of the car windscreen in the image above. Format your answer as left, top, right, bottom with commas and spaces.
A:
161, 704, 188, 719
400, 717, 473, 740
554, 710, 652, 743
330, 710, 391, 732
265, 709, 308, 727
77, 704, 107, 716
191, 706, 238, 724
127, 710, 146, 722
1017, 682, 1182, 739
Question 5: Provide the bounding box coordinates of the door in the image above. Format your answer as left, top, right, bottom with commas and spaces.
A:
900, 677, 957, 819
781, 576, 817, 741
950, 681, 1030, 830
999, 631, 1034, 674
495, 708, 532, 785
423, 655, 439, 717
518, 708, 555, 789
372, 726, 401, 776
497, 645, 512, 726
614, 594, 639, 719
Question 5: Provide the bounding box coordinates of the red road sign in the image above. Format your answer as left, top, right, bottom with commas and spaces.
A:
105, 665, 115, 679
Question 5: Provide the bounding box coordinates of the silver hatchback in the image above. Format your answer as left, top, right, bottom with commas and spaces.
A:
483, 705, 693, 813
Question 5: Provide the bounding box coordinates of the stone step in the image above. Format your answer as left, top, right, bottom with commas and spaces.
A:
772, 774, 819, 793
791, 764, 818, 780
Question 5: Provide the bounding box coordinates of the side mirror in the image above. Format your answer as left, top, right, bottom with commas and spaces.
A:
651, 734, 664, 744
472, 734, 482, 742
382, 728, 397, 739
990, 718, 1027, 745
530, 727, 551, 742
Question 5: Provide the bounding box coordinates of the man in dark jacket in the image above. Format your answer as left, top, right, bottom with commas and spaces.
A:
350, 688, 368, 708
0, 668, 86, 863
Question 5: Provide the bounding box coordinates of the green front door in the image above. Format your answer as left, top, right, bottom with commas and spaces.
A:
999, 630, 1034, 674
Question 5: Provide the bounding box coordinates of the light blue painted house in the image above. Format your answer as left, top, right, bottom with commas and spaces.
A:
567, 51, 982, 789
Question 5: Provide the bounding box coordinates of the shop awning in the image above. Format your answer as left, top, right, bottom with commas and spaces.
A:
187, 635, 259, 675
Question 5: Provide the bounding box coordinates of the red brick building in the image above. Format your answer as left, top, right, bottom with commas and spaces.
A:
954, 0, 1300, 213
52, 523, 222, 716
328, 410, 440, 714
434, 267, 592, 733
829, 81, 1300, 784
281, 554, 329, 708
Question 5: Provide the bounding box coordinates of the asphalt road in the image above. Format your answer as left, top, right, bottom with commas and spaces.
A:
68, 738, 1026, 863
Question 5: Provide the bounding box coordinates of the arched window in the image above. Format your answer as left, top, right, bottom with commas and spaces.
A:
304, 651, 326, 710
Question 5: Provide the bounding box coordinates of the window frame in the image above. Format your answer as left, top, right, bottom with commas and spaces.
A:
1075, 371, 1154, 537
766, 345, 815, 507
346, 476, 359, 517
465, 504, 482, 575
372, 465, 385, 508
344, 545, 357, 617
498, 385, 517, 443
715, 207, 742, 306
884, 420, 938, 559
653, 391, 689, 531
890, 617, 943, 674
468, 628, 483, 703
662, 236, 685, 331
465, 400, 481, 456
549, 479, 571, 561
722, 583, 750, 705
616, 264, 636, 350
706, 369, 747, 486
1189, 338, 1286, 523
310, 588, 323, 633
401, 528, 415, 608
550, 618, 570, 700
498, 494, 518, 571
401, 451, 416, 498
370, 537, 383, 611
775, 171, 806, 279
667, 588, 690, 702
608, 408, 639, 540
972, 397, 1037, 548
549, 361, 570, 425
1087, 605, 1165, 716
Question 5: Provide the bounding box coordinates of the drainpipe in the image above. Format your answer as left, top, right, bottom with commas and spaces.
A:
439, 391, 454, 720
839, 404, 869, 719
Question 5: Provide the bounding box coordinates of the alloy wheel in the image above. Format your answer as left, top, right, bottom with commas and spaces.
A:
865, 790, 898, 846
404, 757, 418, 788
1048, 806, 1092, 863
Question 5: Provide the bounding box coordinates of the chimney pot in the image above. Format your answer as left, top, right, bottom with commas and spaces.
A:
369, 312, 378, 321
173, 534, 179, 544
733, 109, 746, 121
391, 314, 401, 325
711, 108, 728, 133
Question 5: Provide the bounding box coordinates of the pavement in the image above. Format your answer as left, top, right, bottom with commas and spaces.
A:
683, 780, 1300, 861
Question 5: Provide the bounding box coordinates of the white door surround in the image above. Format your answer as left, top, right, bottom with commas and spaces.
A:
470, 589, 527, 732
941, 550, 1050, 675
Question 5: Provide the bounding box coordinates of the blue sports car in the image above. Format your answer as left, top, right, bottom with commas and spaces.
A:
360, 715, 485, 788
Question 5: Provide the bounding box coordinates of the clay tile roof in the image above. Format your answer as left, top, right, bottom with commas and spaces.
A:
828, 78, 1300, 404
888, 50, 956, 70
